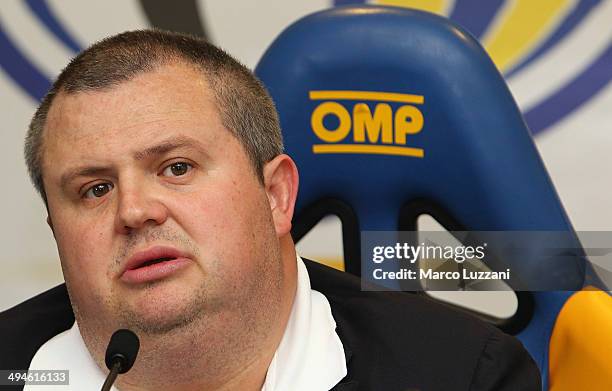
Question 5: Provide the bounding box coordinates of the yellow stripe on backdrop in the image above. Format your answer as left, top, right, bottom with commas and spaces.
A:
374, 0, 454, 16
315, 257, 345, 271
480, 0, 577, 73
374, 0, 577, 74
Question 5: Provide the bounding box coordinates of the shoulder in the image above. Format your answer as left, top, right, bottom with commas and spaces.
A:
304, 259, 541, 391
304, 258, 495, 337
0, 284, 74, 370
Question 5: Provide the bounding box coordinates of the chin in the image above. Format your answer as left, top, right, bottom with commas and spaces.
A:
116, 283, 207, 335
127, 311, 201, 335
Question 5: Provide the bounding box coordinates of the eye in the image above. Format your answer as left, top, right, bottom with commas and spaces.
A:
162, 162, 193, 177
84, 183, 113, 199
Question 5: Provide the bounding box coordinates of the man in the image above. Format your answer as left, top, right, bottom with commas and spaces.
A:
0, 30, 540, 390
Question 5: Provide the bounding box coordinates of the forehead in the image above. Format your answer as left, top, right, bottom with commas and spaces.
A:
46, 62, 213, 137
42, 62, 226, 169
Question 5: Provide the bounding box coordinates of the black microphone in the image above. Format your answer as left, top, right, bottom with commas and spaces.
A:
101, 329, 140, 391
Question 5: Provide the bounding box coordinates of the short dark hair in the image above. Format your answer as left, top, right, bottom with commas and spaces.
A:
25, 29, 284, 204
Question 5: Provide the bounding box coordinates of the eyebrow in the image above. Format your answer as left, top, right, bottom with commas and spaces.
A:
59, 135, 207, 189
132, 136, 206, 161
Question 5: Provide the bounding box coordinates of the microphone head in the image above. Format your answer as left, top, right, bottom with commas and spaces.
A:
105, 329, 140, 374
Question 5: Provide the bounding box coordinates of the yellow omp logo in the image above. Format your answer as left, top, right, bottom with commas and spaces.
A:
309, 90, 425, 158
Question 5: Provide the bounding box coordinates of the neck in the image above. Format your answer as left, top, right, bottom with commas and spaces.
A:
113, 328, 274, 391
97, 239, 298, 391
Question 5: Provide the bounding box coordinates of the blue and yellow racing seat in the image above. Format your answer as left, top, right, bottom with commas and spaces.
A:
255, 5, 611, 389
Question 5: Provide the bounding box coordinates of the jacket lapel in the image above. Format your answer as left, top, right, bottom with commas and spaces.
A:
329, 342, 359, 391
330, 380, 359, 390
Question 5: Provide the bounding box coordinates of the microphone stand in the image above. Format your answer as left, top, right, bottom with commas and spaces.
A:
101, 360, 121, 391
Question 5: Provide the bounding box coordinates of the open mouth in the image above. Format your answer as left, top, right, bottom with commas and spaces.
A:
121, 246, 190, 284
133, 257, 176, 269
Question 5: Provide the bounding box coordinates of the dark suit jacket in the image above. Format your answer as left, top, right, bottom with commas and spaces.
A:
0, 259, 540, 391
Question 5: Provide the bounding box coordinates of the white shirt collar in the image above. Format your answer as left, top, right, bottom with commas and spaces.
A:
263, 256, 347, 390
26, 255, 347, 391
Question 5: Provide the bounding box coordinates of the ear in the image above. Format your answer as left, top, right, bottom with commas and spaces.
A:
46, 215, 56, 238
263, 154, 299, 237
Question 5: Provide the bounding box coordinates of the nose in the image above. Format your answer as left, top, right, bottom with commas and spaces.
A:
114, 181, 168, 234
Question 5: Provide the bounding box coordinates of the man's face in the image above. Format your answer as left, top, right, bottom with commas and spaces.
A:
41, 63, 287, 353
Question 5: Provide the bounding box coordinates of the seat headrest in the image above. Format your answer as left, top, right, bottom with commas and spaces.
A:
255, 5, 584, 289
